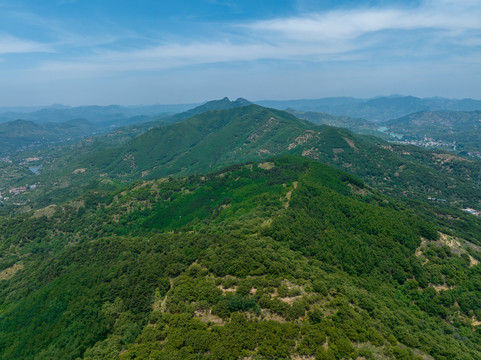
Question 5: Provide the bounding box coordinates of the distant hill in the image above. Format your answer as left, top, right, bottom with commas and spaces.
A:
256, 95, 481, 122
168, 97, 251, 123
383, 111, 481, 154
0, 119, 98, 154
0, 99, 250, 134
0, 103, 200, 127
53, 97, 255, 151
58, 104, 312, 181
7, 104, 479, 213
287, 109, 380, 135
0, 98, 251, 157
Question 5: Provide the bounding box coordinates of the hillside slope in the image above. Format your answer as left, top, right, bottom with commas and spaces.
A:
8, 104, 479, 214
1, 156, 481, 359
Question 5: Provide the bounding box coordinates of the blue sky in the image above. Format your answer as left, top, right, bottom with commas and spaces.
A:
1, 0, 480, 105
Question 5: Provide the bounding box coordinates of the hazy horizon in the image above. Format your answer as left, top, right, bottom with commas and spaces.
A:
2, 94, 481, 110
1, 0, 481, 106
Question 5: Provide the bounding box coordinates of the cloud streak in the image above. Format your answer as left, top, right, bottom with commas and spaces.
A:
1, 0, 481, 104
20, 0, 479, 79
249, 0, 481, 41
0, 34, 52, 55
32, 39, 363, 79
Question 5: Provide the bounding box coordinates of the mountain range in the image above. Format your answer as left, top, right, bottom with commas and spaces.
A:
1, 97, 481, 359
7, 99, 477, 212
3, 95, 481, 126
0, 103, 198, 125
256, 95, 481, 122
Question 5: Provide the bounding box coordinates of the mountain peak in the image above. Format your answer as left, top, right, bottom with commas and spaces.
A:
234, 97, 251, 105
171, 97, 252, 122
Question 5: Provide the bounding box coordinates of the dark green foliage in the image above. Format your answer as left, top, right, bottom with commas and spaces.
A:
6, 103, 480, 219
1, 156, 481, 360
268, 161, 427, 278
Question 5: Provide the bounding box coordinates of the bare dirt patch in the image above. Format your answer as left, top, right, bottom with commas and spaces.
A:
156, 278, 174, 313
261, 218, 273, 227
432, 153, 467, 164
248, 117, 279, 141
123, 153, 136, 168
332, 148, 344, 161
217, 285, 236, 295
430, 283, 454, 292
471, 316, 481, 327
278, 295, 303, 304
347, 183, 369, 196
194, 309, 225, 325
415, 237, 429, 258
32, 204, 57, 219
258, 162, 275, 170
0, 263, 24, 281
439, 233, 480, 267
343, 137, 357, 150
284, 181, 298, 209
418, 233, 480, 268
301, 148, 320, 159
256, 149, 271, 156
288, 130, 317, 150
260, 309, 287, 323
394, 164, 407, 177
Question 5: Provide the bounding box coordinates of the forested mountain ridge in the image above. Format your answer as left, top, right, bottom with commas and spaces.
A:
1, 155, 481, 359
0, 98, 249, 156
168, 97, 252, 123
7, 104, 480, 214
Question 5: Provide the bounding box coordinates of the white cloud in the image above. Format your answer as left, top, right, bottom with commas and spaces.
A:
0, 34, 52, 55
4, 0, 481, 101
248, 0, 481, 42
29, 38, 367, 81
27, 0, 480, 78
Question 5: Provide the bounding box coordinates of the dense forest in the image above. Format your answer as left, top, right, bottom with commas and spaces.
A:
2, 103, 480, 217
1, 155, 481, 359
